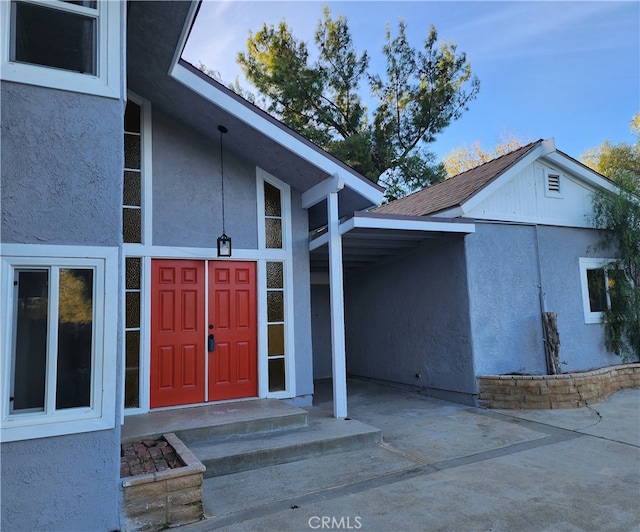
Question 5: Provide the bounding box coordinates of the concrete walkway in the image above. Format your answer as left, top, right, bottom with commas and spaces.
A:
182, 379, 640, 531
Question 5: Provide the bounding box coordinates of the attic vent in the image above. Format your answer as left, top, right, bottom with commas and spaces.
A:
547, 173, 560, 193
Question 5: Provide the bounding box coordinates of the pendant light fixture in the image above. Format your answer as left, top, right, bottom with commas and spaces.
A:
217, 125, 232, 257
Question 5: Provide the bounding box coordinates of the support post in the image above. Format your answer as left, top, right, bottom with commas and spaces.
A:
327, 190, 347, 418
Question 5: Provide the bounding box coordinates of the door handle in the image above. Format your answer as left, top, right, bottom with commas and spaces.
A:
208, 334, 215, 352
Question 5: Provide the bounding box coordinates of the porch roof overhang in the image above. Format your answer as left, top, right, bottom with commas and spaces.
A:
126, 1, 384, 222
309, 211, 476, 273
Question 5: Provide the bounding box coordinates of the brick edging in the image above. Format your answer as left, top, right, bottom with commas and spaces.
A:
478, 363, 640, 409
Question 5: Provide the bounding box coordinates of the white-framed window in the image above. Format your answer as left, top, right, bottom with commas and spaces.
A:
256, 169, 295, 397
1, 245, 118, 442
0, 0, 122, 98
579, 257, 621, 324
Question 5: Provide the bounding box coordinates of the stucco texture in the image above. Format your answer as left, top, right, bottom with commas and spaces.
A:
1, 82, 122, 245
344, 236, 476, 403
1, 430, 121, 531
467, 222, 620, 377
151, 109, 258, 249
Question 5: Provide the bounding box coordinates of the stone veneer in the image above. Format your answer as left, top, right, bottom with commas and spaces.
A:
478, 363, 640, 409
121, 433, 206, 531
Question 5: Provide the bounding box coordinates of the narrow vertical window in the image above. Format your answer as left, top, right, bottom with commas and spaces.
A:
124, 258, 142, 408
11, 270, 49, 413
266, 261, 286, 391
123, 100, 142, 243
264, 181, 283, 249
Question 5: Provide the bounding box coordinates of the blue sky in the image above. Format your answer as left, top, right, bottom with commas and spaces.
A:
183, 1, 639, 164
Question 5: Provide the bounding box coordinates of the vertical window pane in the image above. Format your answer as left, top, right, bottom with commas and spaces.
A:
125, 257, 141, 290
265, 219, 283, 249
587, 268, 607, 312
12, 271, 49, 412
267, 291, 284, 322
125, 331, 140, 408
607, 269, 625, 311
124, 134, 141, 169
266, 262, 283, 289
268, 323, 284, 356
268, 358, 285, 392
123, 171, 141, 207
123, 208, 141, 243
124, 100, 141, 133
56, 269, 93, 409
126, 292, 140, 328
264, 182, 282, 217
13, 2, 96, 75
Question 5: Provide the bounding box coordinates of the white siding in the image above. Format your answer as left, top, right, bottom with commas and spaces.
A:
465, 161, 597, 228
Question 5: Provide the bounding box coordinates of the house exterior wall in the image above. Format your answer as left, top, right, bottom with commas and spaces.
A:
467, 222, 619, 377
1, 82, 122, 245
151, 109, 258, 248
311, 283, 333, 379
344, 237, 477, 404
465, 223, 546, 377
536, 225, 620, 372
0, 82, 123, 531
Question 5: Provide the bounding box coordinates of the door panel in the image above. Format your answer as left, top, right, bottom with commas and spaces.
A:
208, 262, 257, 401
150, 260, 205, 407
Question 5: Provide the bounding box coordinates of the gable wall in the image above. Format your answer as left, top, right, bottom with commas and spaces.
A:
344, 236, 476, 404
152, 108, 259, 248
466, 161, 596, 228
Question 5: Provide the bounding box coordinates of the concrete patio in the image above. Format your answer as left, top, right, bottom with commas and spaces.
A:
180, 378, 640, 531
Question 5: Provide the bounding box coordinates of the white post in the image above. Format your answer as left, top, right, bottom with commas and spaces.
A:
327, 190, 347, 418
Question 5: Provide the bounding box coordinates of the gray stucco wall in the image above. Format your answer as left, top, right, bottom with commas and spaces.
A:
311, 283, 333, 379
290, 189, 314, 401
466, 223, 546, 376
152, 109, 258, 249
1, 82, 122, 245
467, 222, 620, 377
1, 82, 123, 530
344, 236, 476, 404
1, 430, 120, 531
536, 225, 620, 371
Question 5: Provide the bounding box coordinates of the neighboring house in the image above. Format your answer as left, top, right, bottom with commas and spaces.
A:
321, 139, 624, 405
0, 1, 471, 529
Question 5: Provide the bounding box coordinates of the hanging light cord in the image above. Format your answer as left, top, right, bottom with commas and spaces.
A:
218, 125, 227, 234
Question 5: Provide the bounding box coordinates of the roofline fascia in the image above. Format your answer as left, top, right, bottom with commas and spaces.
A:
167, 2, 384, 206
542, 151, 619, 194
340, 213, 475, 234
458, 138, 555, 215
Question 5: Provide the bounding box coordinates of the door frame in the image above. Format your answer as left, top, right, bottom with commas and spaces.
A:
127, 252, 296, 414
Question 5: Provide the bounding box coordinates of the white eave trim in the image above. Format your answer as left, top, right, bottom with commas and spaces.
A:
542, 152, 619, 194
341, 214, 475, 235
457, 138, 556, 216
309, 214, 475, 251
168, 5, 384, 206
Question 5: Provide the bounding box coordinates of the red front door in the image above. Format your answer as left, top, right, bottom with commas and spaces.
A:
150, 260, 205, 408
208, 262, 257, 401
150, 259, 257, 408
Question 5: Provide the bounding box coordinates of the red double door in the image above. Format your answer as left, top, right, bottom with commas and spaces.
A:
150, 260, 257, 408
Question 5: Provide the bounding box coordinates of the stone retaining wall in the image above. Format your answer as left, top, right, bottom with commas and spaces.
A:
478, 363, 640, 409
121, 433, 206, 531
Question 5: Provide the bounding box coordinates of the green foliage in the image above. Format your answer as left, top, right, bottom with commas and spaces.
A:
587, 112, 640, 361
236, 7, 479, 200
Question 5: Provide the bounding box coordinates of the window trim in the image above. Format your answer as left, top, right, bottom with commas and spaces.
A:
579, 257, 616, 324
0, 0, 122, 99
1, 244, 118, 442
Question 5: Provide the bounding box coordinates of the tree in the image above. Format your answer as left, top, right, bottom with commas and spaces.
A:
584, 113, 640, 361
236, 7, 479, 201
442, 132, 530, 177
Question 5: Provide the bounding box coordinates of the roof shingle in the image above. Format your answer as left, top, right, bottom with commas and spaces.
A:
375, 140, 543, 216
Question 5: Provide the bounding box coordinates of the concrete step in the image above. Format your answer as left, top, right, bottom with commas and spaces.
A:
122, 399, 308, 443
189, 415, 382, 478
